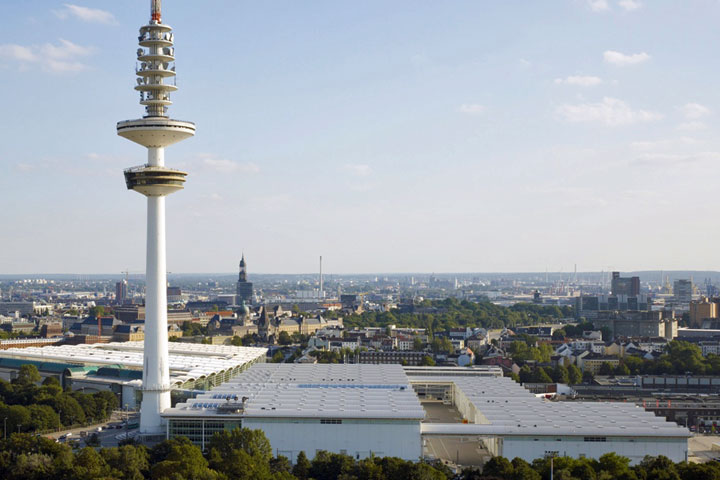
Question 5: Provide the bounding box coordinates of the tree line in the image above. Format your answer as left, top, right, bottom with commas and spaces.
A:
343, 299, 572, 333
0, 428, 712, 480
0, 427, 453, 480
0, 365, 118, 434
462, 453, 718, 480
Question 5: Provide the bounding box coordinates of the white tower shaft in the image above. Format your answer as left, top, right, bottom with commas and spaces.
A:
141, 147, 170, 433
118, 0, 195, 437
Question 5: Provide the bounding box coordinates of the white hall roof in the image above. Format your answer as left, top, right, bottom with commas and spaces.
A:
0, 341, 267, 386
165, 363, 425, 420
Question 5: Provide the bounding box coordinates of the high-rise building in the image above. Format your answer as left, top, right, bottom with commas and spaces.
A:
674, 279, 694, 303
611, 272, 640, 296
117, 0, 195, 436
115, 280, 128, 305
236, 254, 254, 304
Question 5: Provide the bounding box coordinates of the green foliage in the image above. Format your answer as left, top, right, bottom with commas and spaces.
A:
88, 306, 105, 319
567, 364, 583, 385
14, 365, 41, 387
343, 298, 571, 332
278, 331, 292, 345
421, 355, 436, 366
0, 429, 712, 480
508, 342, 553, 364
0, 365, 117, 434
181, 321, 208, 337
271, 351, 285, 363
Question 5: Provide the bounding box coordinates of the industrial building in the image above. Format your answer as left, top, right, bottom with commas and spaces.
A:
0, 342, 267, 408
162, 363, 690, 465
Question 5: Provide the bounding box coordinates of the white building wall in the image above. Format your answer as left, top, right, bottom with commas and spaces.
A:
242, 418, 421, 462
502, 437, 688, 465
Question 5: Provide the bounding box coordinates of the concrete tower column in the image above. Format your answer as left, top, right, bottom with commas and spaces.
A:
117, 0, 195, 437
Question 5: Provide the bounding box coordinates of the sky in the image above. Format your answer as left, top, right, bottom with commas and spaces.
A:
1, 0, 720, 275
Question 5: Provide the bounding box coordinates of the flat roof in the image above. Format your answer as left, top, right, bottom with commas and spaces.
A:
164, 363, 425, 420
0, 341, 267, 386
412, 376, 691, 438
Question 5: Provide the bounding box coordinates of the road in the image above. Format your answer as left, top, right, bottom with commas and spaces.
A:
49, 412, 140, 448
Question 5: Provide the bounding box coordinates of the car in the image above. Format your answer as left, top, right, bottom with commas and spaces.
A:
79, 431, 88, 437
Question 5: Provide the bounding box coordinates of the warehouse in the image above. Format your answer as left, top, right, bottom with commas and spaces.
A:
162, 363, 690, 464
163, 363, 425, 459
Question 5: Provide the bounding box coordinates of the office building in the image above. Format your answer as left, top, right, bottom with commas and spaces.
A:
674, 279, 694, 303
115, 280, 128, 305
611, 272, 640, 297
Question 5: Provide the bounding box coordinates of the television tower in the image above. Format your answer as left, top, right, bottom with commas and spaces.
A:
117, 0, 195, 435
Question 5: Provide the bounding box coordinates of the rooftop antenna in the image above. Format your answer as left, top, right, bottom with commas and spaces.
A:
319, 256, 323, 300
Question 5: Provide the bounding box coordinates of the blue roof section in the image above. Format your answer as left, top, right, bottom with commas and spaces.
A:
94, 367, 142, 380
0, 357, 81, 373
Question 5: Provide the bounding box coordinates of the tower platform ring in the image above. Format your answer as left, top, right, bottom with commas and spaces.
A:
117, 118, 195, 148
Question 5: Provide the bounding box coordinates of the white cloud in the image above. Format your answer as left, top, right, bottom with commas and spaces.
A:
0, 45, 37, 62
554, 75, 603, 87
630, 151, 720, 167
588, 0, 610, 11
344, 164, 372, 177
55, 4, 117, 25
14, 163, 34, 172
681, 102, 711, 119
202, 157, 260, 174
677, 121, 707, 131
630, 137, 699, 150
0, 39, 96, 73
618, 0, 642, 11
556, 97, 663, 126
458, 104, 486, 115
603, 50, 650, 66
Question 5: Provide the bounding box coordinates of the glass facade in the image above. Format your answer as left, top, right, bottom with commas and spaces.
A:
168, 418, 241, 450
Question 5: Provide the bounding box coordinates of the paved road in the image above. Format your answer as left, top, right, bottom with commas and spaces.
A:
50, 412, 139, 448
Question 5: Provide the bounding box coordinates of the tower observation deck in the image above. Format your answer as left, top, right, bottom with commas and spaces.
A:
117, 0, 194, 436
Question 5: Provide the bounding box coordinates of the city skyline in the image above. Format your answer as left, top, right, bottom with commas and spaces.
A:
3, 1, 720, 274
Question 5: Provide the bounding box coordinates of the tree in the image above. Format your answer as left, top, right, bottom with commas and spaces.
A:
551, 365, 569, 384
614, 363, 631, 376
484, 456, 514, 477
14, 365, 41, 387
272, 351, 285, 363
71, 447, 112, 480
309, 450, 355, 480
420, 356, 436, 366
207, 428, 274, 480
293, 451, 311, 480
151, 437, 218, 480
597, 452, 631, 478
413, 337, 424, 351
567, 364, 582, 385
531, 367, 552, 384
88, 306, 105, 319
599, 362, 615, 376
101, 444, 150, 480
278, 331, 292, 346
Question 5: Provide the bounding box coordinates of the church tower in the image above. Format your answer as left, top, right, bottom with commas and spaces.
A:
239, 254, 248, 282
236, 253, 254, 304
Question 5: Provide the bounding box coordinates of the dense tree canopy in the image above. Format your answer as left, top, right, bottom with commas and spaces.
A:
0, 365, 118, 433
343, 299, 572, 333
